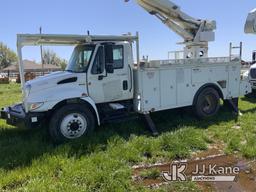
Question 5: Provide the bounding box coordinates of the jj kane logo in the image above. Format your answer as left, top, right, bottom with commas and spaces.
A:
162, 163, 187, 181
162, 162, 240, 182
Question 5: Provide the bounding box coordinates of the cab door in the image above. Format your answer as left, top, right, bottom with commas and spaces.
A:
87, 43, 132, 103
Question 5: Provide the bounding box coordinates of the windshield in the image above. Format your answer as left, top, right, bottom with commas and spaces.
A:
66, 45, 95, 73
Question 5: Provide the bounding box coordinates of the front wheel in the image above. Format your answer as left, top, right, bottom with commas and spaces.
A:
194, 87, 220, 119
49, 104, 95, 143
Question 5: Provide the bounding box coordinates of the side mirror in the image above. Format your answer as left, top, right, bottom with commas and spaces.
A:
105, 44, 114, 64
253, 51, 256, 63
105, 44, 114, 74
106, 64, 114, 74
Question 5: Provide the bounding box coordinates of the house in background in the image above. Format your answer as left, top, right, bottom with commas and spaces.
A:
1, 59, 61, 82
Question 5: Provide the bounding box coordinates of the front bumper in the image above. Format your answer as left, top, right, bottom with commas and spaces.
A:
0, 103, 45, 128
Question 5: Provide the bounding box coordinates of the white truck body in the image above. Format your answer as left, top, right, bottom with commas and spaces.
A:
0, 34, 251, 143
0, 33, 250, 129
134, 57, 250, 113
16, 34, 250, 117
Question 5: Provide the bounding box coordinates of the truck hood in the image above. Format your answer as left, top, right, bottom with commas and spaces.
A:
26, 71, 82, 93
24, 71, 89, 111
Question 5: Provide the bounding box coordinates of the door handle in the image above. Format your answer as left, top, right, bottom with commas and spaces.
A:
98, 75, 104, 80
128, 65, 133, 92
123, 80, 128, 90
193, 68, 200, 72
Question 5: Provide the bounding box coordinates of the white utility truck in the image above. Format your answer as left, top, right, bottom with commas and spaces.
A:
247, 51, 256, 90
245, 9, 256, 89
0, 0, 251, 143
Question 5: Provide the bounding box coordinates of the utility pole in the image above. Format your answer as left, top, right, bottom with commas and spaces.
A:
40, 27, 44, 75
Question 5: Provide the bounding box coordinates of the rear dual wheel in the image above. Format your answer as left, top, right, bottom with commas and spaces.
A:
194, 87, 220, 119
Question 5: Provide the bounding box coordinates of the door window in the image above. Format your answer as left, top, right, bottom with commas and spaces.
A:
113, 45, 124, 69
91, 46, 104, 74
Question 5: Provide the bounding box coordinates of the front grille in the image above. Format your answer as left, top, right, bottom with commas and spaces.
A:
250, 68, 256, 79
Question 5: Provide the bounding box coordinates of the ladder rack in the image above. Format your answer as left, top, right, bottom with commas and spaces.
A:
229, 42, 243, 61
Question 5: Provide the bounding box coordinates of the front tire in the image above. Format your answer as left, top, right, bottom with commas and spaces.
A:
49, 104, 95, 143
194, 87, 220, 119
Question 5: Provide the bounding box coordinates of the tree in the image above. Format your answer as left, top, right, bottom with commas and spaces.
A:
0, 42, 17, 69
42, 49, 67, 70
59, 59, 68, 70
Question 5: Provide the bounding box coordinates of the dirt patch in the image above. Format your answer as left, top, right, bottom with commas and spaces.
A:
2, 178, 29, 191
132, 143, 256, 191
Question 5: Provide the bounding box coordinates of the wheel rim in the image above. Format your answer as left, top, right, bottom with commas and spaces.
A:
60, 113, 87, 139
201, 94, 217, 115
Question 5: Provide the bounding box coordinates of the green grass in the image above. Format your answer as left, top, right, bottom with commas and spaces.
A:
139, 168, 161, 180
0, 84, 256, 191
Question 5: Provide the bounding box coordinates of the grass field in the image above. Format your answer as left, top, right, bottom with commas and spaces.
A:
0, 84, 256, 191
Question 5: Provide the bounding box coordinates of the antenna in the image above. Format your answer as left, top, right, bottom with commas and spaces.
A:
39, 26, 44, 75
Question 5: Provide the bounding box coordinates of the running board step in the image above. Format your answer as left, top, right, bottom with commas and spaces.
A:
102, 113, 138, 124
109, 103, 125, 110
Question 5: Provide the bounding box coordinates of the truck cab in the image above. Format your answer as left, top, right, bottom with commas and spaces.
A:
23, 41, 135, 117
0, 34, 140, 143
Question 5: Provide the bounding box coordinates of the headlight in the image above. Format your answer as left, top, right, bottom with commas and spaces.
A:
28, 102, 44, 111
25, 84, 32, 97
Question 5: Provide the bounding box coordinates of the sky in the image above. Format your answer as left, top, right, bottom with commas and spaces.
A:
0, 0, 255, 62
